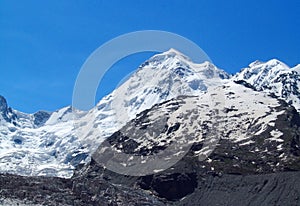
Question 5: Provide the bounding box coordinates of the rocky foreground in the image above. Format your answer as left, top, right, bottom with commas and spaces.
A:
0, 162, 300, 205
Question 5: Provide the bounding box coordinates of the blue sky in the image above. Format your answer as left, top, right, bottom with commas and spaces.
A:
0, 0, 299, 113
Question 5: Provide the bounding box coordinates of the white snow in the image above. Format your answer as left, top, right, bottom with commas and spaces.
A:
268, 130, 284, 142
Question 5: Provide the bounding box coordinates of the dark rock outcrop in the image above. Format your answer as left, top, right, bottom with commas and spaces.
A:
0, 172, 165, 206
33, 111, 51, 126
0, 95, 8, 113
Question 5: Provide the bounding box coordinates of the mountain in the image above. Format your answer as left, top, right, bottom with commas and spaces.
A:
0, 49, 300, 205
0, 49, 229, 178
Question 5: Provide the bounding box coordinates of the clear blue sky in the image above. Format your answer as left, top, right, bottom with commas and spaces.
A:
0, 0, 299, 113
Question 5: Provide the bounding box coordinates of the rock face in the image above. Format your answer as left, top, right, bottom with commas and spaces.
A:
139, 173, 198, 201
0, 95, 8, 113
33, 111, 51, 126
0, 95, 16, 123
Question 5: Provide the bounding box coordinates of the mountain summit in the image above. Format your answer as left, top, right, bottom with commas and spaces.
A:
106, 48, 229, 119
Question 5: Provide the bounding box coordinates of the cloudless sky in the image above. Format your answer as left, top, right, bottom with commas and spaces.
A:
0, 0, 299, 113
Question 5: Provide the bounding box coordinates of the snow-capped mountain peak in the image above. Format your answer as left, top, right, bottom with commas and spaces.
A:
146, 48, 192, 65
81, 50, 230, 152
248, 60, 264, 67
140, 48, 229, 79
249, 58, 289, 68
234, 58, 300, 112
236, 58, 291, 86
104, 48, 229, 120
243, 59, 290, 79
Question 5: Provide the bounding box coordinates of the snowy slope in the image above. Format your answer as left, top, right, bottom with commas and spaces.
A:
0, 100, 84, 177
93, 79, 295, 176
